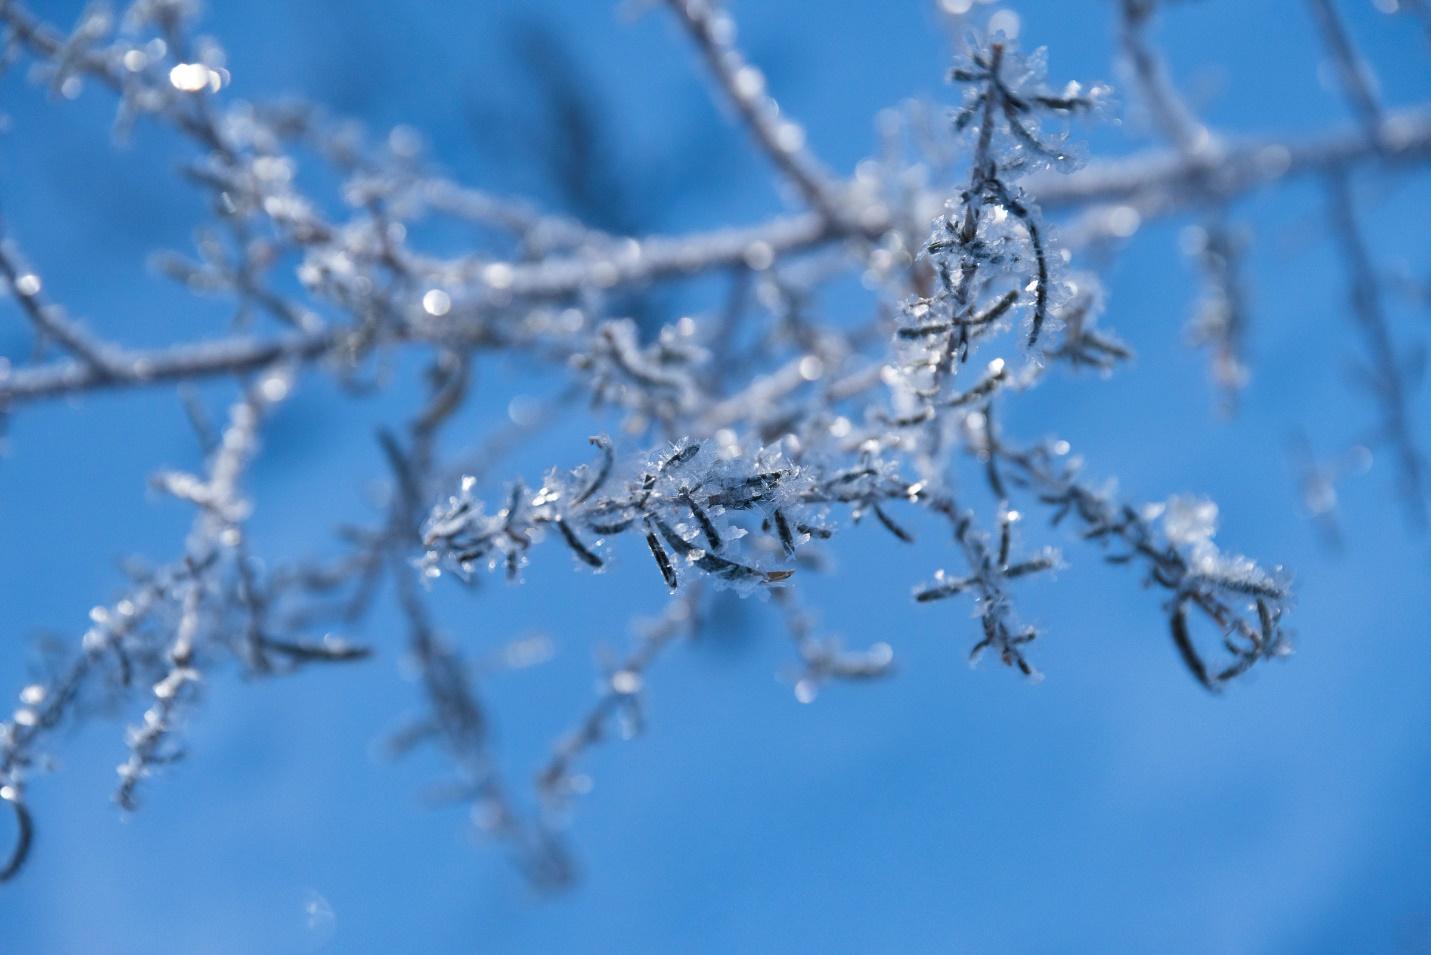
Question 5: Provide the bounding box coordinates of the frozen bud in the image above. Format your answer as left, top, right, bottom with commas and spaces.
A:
481, 262, 514, 290
733, 66, 765, 100
742, 241, 774, 271
610, 670, 642, 695
421, 288, 451, 317
774, 122, 806, 153
169, 63, 215, 93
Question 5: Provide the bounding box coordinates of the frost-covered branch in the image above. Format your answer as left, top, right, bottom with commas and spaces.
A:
992, 439, 1291, 690
1117, 0, 1250, 408
1029, 107, 1431, 210
536, 593, 702, 822
662, 0, 842, 220
0, 230, 127, 376
1324, 175, 1429, 527
1, 363, 368, 874
1304, 0, 1430, 525
0, 0, 1423, 891
1307, 0, 1387, 144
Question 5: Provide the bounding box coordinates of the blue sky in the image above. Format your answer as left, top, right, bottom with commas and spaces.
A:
2, 1, 1430, 952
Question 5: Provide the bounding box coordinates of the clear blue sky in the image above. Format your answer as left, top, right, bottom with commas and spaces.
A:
2, 1, 1430, 952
